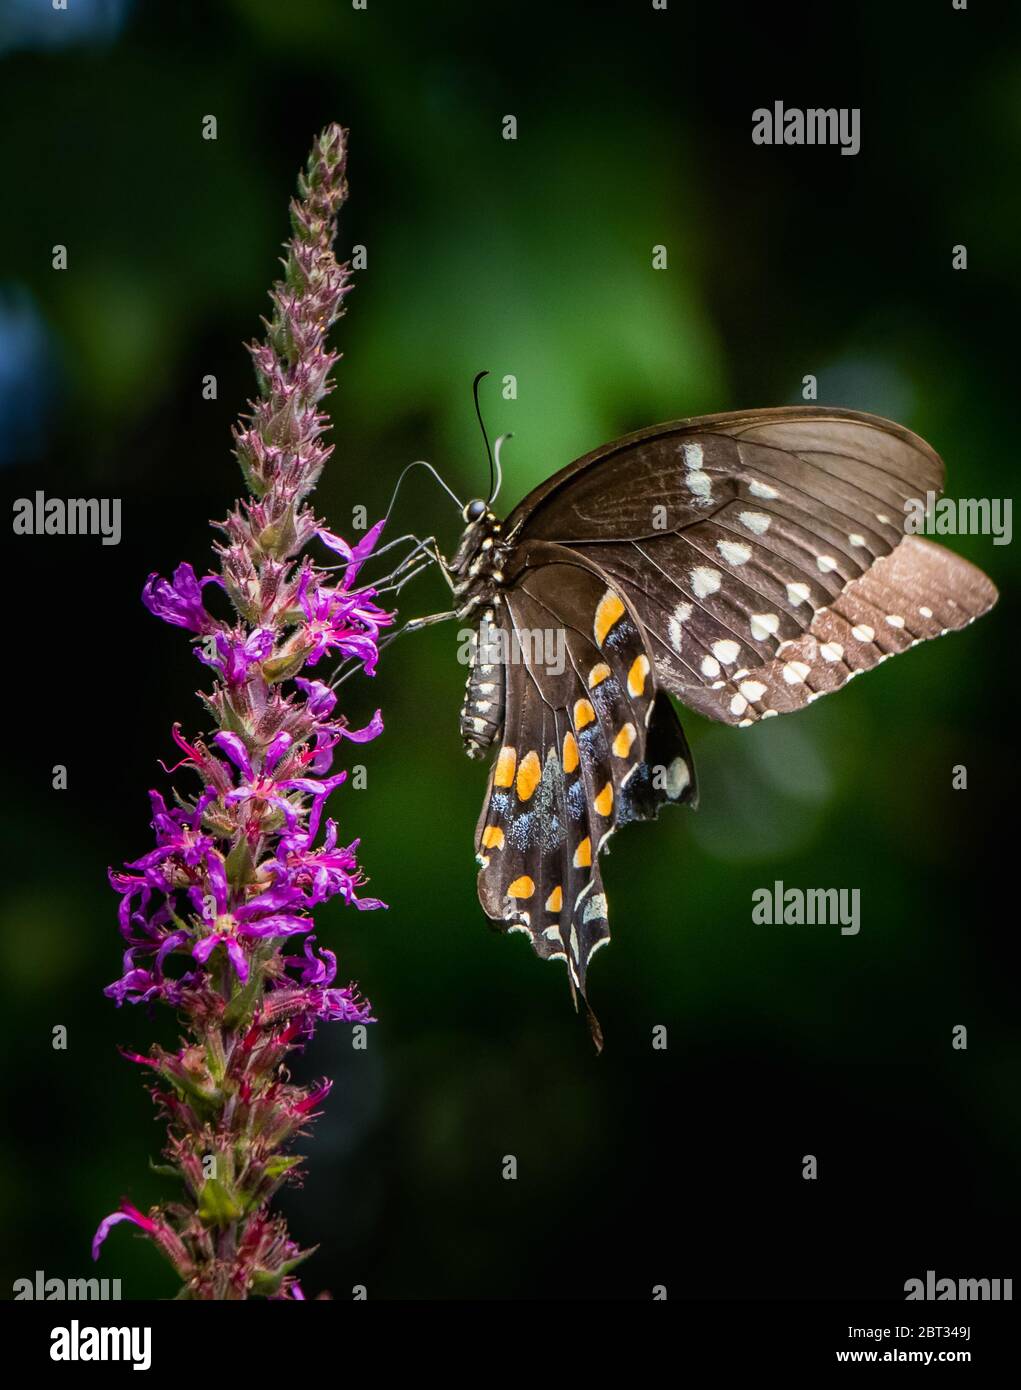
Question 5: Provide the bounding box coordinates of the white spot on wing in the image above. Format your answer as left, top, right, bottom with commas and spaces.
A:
748, 479, 779, 500
665, 758, 691, 798
691, 566, 722, 598
749, 612, 779, 641
668, 601, 692, 652
717, 539, 752, 566
583, 893, 608, 923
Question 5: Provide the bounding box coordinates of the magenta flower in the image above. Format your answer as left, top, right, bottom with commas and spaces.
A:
296, 568, 392, 671
142, 562, 222, 633
99, 126, 388, 1300
196, 626, 275, 683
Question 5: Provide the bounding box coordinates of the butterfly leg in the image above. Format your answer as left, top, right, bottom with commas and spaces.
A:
326, 532, 446, 591
373, 560, 434, 600
382, 608, 459, 641
379, 534, 458, 592
328, 606, 459, 688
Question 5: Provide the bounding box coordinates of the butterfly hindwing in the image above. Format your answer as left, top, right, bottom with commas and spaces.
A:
663, 535, 998, 725
473, 553, 696, 1014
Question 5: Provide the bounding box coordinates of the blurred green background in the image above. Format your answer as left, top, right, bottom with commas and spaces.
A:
1, 0, 1017, 1299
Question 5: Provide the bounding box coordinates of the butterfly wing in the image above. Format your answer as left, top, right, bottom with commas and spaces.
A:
473, 549, 695, 1038
506, 409, 997, 723
475, 408, 996, 1034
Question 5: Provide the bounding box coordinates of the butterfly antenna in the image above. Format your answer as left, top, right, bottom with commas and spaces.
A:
472, 369, 497, 502
490, 431, 513, 506
383, 459, 464, 522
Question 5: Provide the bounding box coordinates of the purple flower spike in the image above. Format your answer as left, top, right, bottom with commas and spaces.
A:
101, 125, 384, 1301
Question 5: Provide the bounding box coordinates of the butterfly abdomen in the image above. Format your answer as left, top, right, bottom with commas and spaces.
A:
460, 609, 506, 759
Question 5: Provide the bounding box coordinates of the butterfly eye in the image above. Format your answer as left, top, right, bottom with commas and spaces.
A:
464, 498, 487, 523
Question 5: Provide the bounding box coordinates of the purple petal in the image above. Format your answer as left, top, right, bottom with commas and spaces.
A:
265, 731, 293, 773
342, 708, 384, 743
238, 915, 312, 939
224, 939, 249, 983
192, 935, 221, 965
212, 731, 253, 780
205, 853, 229, 916
294, 677, 337, 719
92, 1211, 133, 1260
92, 1204, 155, 1262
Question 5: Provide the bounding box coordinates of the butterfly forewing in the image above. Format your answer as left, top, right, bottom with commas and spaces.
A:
506, 409, 994, 726
505, 408, 943, 545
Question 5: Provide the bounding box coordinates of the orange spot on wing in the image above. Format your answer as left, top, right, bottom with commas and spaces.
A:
515, 750, 541, 801
494, 746, 516, 787
508, 875, 535, 899
545, 885, 563, 913
573, 837, 592, 868
594, 781, 614, 816
481, 825, 504, 850
574, 698, 595, 730
627, 654, 650, 697
613, 722, 636, 758
588, 662, 611, 688
594, 591, 625, 647
563, 731, 579, 774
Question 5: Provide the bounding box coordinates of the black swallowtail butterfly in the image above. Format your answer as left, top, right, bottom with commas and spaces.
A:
396, 403, 998, 1047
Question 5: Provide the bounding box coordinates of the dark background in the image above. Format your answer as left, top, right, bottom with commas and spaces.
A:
0, 0, 1017, 1300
